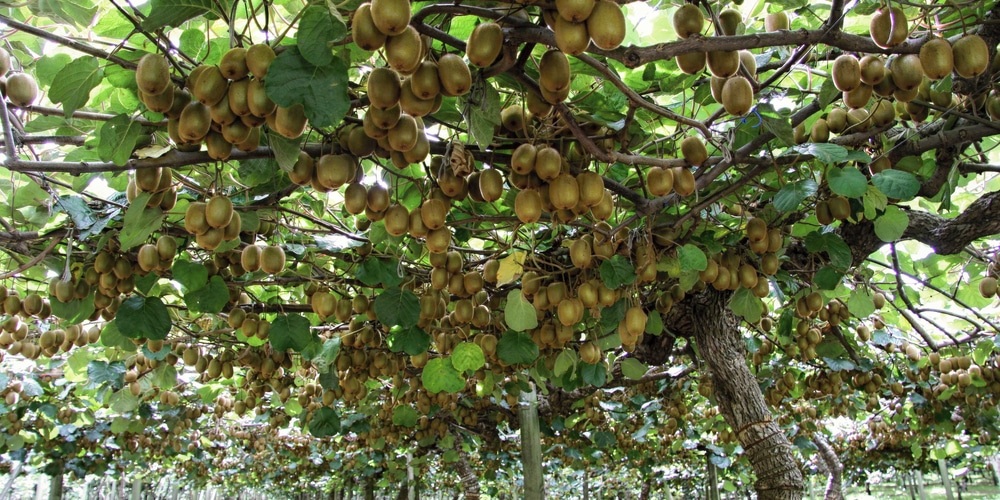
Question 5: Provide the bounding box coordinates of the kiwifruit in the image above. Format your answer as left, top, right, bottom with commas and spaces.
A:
383, 204, 410, 237
647, 167, 674, 196
209, 92, 237, 125
245, 44, 276, 80
554, 17, 590, 56
387, 113, 419, 151
904, 100, 928, 122
141, 84, 174, 114
398, 78, 435, 116
178, 101, 212, 142
136, 53, 171, 96
576, 171, 604, 207
219, 47, 249, 80
980, 277, 998, 298
242, 79, 274, 117
892, 84, 919, 103
0, 49, 9, 76
873, 67, 896, 97
870, 99, 895, 127
919, 36, 953, 81
273, 104, 308, 139
318, 154, 357, 189
824, 107, 846, 134
184, 202, 210, 235
870, 7, 907, 48
343, 183, 368, 214
205, 132, 233, 160
221, 120, 251, 144
540, 83, 570, 104
672, 167, 695, 196
673, 4, 704, 39
350, 125, 378, 156
676, 51, 706, 75
366, 183, 390, 213
135, 167, 162, 193
953, 34, 989, 79
370, 0, 411, 36
810, 118, 829, 142
368, 103, 401, 130
717, 8, 741, 36
587, 1, 626, 50
859, 55, 885, 86
721, 76, 753, 116
165, 87, 192, 120
501, 105, 530, 134
987, 94, 1000, 121
467, 22, 504, 68
515, 189, 543, 223
260, 245, 286, 274
475, 169, 502, 202
206, 195, 235, 229
386, 26, 424, 73
707, 50, 740, 78
353, 4, 387, 51
832, 54, 861, 92
539, 50, 571, 94
739, 50, 757, 79
549, 173, 579, 210
534, 146, 562, 181
764, 12, 789, 32
845, 108, 870, 131
680, 136, 708, 166
843, 84, 872, 109
6, 73, 37, 107
193, 65, 228, 106
890, 55, 924, 93
709, 76, 727, 103
828, 195, 850, 220
409, 61, 440, 99
556, 0, 595, 22
437, 54, 472, 96
137, 244, 161, 273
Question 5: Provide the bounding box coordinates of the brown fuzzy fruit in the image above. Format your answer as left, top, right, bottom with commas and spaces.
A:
539, 50, 571, 93
721, 76, 753, 116
6, 73, 38, 107
673, 4, 704, 39
467, 22, 504, 68
246, 44, 276, 80
352, 4, 387, 51
919, 37, 954, 81
870, 7, 907, 48
832, 54, 861, 92
260, 245, 286, 274
680, 136, 708, 167
370, 0, 411, 36
707, 50, 740, 78
587, 1, 626, 50
136, 54, 171, 96
437, 54, 472, 96
952, 35, 989, 79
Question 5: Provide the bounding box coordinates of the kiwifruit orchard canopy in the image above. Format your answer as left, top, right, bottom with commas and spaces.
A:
0, 0, 998, 498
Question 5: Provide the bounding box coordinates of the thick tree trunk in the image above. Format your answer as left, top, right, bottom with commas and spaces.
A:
451, 435, 481, 500
687, 289, 805, 499
812, 435, 843, 500
519, 385, 543, 500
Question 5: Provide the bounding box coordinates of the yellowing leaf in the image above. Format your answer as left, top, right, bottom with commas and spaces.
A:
497, 251, 526, 285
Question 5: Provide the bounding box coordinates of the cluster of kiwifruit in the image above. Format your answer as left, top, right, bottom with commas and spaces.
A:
646, 137, 702, 198
136, 43, 282, 159
226, 306, 271, 341
694, 219, 780, 297
541, 0, 627, 55
507, 143, 611, 224
126, 166, 178, 211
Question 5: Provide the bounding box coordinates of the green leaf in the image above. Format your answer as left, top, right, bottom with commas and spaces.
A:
98, 114, 142, 166
56, 196, 96, 231
48, 291, 95, 325
580, 361, 606, 387
184, 275, 228, 314
804, 231, 853, 270
297, 5, 347, 67
108, 390, 140, 414
873, 205, 909, 242
392, 405, 419, 428
645, 310, 663, 336
421, 357, 466, 394
100, 321, 136, 351
151, 363, 177, 389
827, 167, 869, 198
308, 407, 341, 437
620, 358, 648, 380
847, 288, 875, 318
116, 296, 171, 340
387, 326, 431, 356
269, 314, 313, 352
28, 0, 97, 27
303, 337, 341, 373
504, 289, 538, 332
760, 113, 795, 147
171, 259, 208, 292
677, 244, 707, 271
599, 299, 626, 334
142, 0, 216, 30
813, 267, 843, 290
872, 169, 920, 201
974, 339, 994, 366
264, 47, 350, 128
599, 255, 636, 290
786, 143, 851, 163
118, 192, 165, 251
818, 78, 840, 107
459, 80, 502, 150
451, 342, 485, 373
357, 257, 403, 287
729, 287, 762, 323
87, 360, 126, 390
553, 349, 578, 377
497, 330, 539, 365
773, 179, 818, 211
822, 357, 855, 371
863, 184, 888, 220
373, 288, 420, 328
48, 57, 103, 117
266, 132, 304, 173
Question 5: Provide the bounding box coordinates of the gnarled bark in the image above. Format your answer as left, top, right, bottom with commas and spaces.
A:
451, 434, 481, 500
682, 289, 804, 500
812, 435, 844, 500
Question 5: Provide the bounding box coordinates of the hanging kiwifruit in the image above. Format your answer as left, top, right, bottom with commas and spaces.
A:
810, 118, 829, 143
386, 26, 424, 73
828, 195, 850, 220
353, 4, 387, 51
515, 189, 543, 223
316, 154, 357, 189
367, 183, 390, 213
246, 44, 276, 80
136, 53, 171, 96
764, 12, 789, 32
260, 245, 286, 274
467, 22, 504, 68
206, 195, 235, 229
869, 99, 895, 127
222, 120, 251, 144
843, 84, 872, 109
409, 61, 440, 99
368, 103, 402, 130
205, 132, 232, 161
953, 34, 989, 79
549, 173, 580, 210
370, 0, 411, 36
919, 36, 954, 80
501, 105, 530, 135
556, 0, 595, 22
209, 93, 237, 125
534, 147, 562, 181
479, 169, 504, 202
859, 55, 885, 85
587, 1, 626, 50
539, 50, 571, 93
398, 78, 436, 116
673, 4, 704, 39
873, 67, 896, 97
219, 47, 249, 81
388, 114, 419, 152
527, 91, 553, 118
135, 167, 162, 193
890, 54, 923, 91
647, 167, 674, 196
368, 67, 402, 110
832, 54, 861, 92
718, 9, 741, 36
707, 51, 740, 78
554, 17, 590, 56
192, 66, 228, 106
178, 101, 212, 142
825, 107, 847, 133
141, 84, 174, 114
384, 204, 410, 237
6, 73, 37, 107
676, 51, 706, 75
681, 136, 708, 166
273, 104, 308, 139
184, 202, 209, 235
577, 171, 605, 207
738, 50, 757, 79
721, 76, 753, 116
672, 167, 696, 196
438, 54, 472, 96
870, 7, 907, 48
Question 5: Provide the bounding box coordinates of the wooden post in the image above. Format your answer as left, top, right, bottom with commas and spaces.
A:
916, 470, 927, 500
706, 456, 720, 500
519, 385, 543, 500
939, 459, 954, 500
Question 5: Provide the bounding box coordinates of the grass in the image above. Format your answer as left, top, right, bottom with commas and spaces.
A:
843, 481, 1000, 500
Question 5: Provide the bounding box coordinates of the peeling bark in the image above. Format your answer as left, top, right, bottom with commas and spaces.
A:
451, 435, 481, 500
683, 289, 805, 500
812, 435, 844, 500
